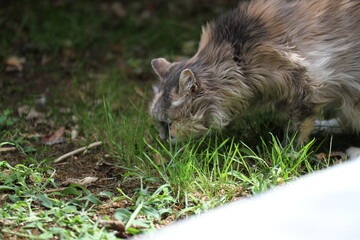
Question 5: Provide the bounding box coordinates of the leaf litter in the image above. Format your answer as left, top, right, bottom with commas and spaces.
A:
61, 176, 99, 187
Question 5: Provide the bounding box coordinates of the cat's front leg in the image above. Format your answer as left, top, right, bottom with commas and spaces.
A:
290, 104, 321, 146
297, 115, 317, 145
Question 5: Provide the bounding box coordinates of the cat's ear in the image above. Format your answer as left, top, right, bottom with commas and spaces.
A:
179, 69, 198, 95
151, 58, 172, 79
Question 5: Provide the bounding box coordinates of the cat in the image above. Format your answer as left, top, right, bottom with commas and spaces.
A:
150, 0, 360, 144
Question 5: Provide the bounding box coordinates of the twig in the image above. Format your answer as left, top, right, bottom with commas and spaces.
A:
0, 147, 17, 152
54, 141, 103, 163
45, 187, 67, 193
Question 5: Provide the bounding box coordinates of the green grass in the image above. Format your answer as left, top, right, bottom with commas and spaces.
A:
0, 161, 117, 239
0, 1, 345, 239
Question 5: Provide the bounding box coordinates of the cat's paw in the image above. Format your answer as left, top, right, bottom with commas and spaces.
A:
346, 147, 360, 160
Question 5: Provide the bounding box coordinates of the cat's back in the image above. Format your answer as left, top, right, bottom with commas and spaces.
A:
246, 0, 360, 39
244, 0, 360, 86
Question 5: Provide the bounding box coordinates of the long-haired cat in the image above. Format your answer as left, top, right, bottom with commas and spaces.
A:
150, 0, 360, 144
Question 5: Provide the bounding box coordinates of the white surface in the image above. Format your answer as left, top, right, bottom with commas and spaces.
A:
138, 150, 360, 240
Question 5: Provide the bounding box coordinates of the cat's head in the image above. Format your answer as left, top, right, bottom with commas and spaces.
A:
149, 58, 218, 142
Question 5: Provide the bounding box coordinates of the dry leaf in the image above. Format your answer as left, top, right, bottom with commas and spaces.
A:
17, 105, 30, 117
26, 108, 45, 120
42, 127, 65, 145
5, 56, 26, 72
61, 176, 98, 187
18, 105, 46, 120
79, 177, 99, 186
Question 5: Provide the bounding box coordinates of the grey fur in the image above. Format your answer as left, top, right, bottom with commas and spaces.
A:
150, 0, 360, 143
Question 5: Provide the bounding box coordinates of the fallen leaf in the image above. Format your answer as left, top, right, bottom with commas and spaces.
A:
42, 127, 65, 145
17, 105, 30, 117
80, 177, 99, 186
26, 108, 45, 120
17, 105, 46, 120
5, 56, 26, 72
61, 176, 98, 187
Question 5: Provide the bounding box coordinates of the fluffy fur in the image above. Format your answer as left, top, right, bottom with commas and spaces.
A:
150, 0, 360, 143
